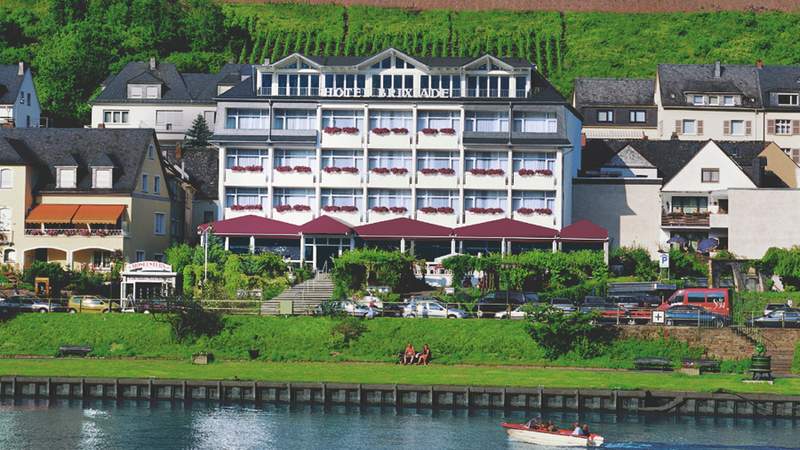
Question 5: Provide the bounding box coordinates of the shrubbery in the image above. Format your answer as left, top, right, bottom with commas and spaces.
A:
331, 248, 422, 298
757, 247, 800, 290
610, 247, 658, 280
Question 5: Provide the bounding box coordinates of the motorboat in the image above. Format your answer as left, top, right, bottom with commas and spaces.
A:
501, 422, 604, 447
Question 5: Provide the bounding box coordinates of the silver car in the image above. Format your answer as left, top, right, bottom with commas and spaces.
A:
402, 299, 467, 319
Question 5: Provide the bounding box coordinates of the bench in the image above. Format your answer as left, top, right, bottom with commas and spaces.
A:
682, 359, 721, 373
633, 357, 673, 371
58, 345, 92, 357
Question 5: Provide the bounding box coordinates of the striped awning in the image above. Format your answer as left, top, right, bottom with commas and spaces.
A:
25, 204, 80, 224
72, 205, 126, 225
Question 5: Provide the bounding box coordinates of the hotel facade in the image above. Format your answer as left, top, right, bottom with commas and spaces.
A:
207, 49, 596, 268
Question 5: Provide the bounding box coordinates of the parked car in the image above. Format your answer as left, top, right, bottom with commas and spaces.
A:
403, 299, 468, 319
746, 309, 800, 328
67, 295, 120, 314
0, 296, 66, 313
314, 300, 370, 317
763, 303, 792, 317
609, 295, 660, 308
664, 304, 728, 328
495, 305, 529, 320
548, 297, 577, 313
476, 291, 539, 318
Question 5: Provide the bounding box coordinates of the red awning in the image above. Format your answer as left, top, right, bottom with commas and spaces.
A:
198, 214, 299, 238
559, 220, 609, 242
299, 215, 352, 235
72, 205, 127, 224
454, 218, 558, 241
25, 204, 80, 224
354, 218, 453, 240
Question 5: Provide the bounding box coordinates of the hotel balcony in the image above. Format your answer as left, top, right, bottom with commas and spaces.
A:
464, 171, 508, 190
320, 209, 363, 226
511, 171, 557, 190
661, 212, 710, 228
512, 210, 557, 228
321, 130, 363, 148
272, 168, 317, 187
368, 130, 412, 149
271, 129, 318, 143
367, 170, 412, 188
320, 168, 363, 187
272, 208, 314, 225
709, 212, 729, 229
464, 210, 507, 225
416, 211, 459, 228
225, 167, 268, 186
415, 170, 459, 189
24, 228, 127, 238
416, 130, 459, 149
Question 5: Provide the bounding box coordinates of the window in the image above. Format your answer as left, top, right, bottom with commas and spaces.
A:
0, 168, 13, 188
129, 86, 143, 98
154, 175, 161, 194
19, 91, 24, 104
155, 110, 181, 130
203, 210, 215, 223
274, 149, 316, 168
93, 168, 112, 189
323, 74, 365, 95
135, 250, 145, 262
0, 207, 11, 230
512, 152, 556, 172
371, 74, 414, 96
225, 187, 268, 208
420, 76, 461, 97
322, 150, 362, 170
515, 76, 527, 98
153, 213, 166, 235
92, 250, 113, 269
512, 191, 556, 211
277, 74, 319, 96
56, 167, 76, 189
417, 111, 460, 131
321, 110, 364, 129
226, 149, 267, 169
775, 119, 792, 135
701, 168, 720, 183
141, 174, 149, 193
417, 151, 459, 171
225, 108, 269, 129
464, 111, 509, 132
416, 189, 458, 211
368, 110, 412, 130
203, 111, 216, 128
26, 93, 30, 106
370, 57, 391, 69
597, 110, 613, 123
368, 150, 411, 170
671, 196, 708, 214
687, 292, 706, 303
103, 110, 129, 124
723, 95, 735, 106
367, 189, 411, 209
777, 93, 799, 106
273, 109, 316, 130
464, 151, 507, 171
395, 57, 414, 69
147, 144, 155, 160
273, 188, 315, 207
513, 112, 557, 133
682, 119, 697, 135
321, 188, 362, 208
464, 190, 506, 210
708, 96, 719, 106
466, 75, 510, 97
692, 95, 705, 105
145, 86, 159, 99
629, 110, 646, 123
730, 120, 745, 135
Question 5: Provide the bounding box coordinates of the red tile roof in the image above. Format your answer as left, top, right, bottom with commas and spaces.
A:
198, 214, 299, 238
299, 215, 353, 235
454, 218, 558, 241
559, 220, 608, 241
353, 217, 453, 240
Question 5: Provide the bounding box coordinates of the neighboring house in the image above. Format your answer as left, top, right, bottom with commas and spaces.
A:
90, 58, 250, 145
572, 78, 658, 139
574, 139, 800, 259
0, 62, 41, 128
572, 61, 800, 163
163, 145, 219, 243
0, 128, 176, 269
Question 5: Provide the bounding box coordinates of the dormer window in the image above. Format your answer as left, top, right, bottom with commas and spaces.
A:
692, 95, 705, 105
56, 167, 77, 189
723, 95, 735, 106
129, 86, 143, 98
128, 84, 160, 99
146, 86, 158, 98
92, 167, 113, 189
777, 93, 799, 106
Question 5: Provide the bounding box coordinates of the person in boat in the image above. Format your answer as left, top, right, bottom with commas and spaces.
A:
402, 343, 416, 365
546, 421, 557, 432
417, 344, 431, 365
571, 422, 584, 436
582, 424, 590, 436
524, 418, 541, 429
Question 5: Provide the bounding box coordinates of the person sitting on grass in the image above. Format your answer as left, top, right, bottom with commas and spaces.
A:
402, 343, 416, 365
417, 344, 432, 365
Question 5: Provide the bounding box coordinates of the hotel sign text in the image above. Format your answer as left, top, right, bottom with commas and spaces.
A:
320, 88, 451, 98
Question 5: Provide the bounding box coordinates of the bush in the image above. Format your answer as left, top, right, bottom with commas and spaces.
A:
156, 303, 224, 343
330, 317, 367, 349
758, 247, 800, 289
611, 247, 658, 280
524, 305, 617, 359
669, 248, 708, 279
22, 261, 68, 296
331, 249, 421, 296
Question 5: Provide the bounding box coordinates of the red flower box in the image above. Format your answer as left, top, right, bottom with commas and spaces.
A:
371, 128, 390, 135
64, 229, 78, 236
420, 168, 439, 175
391, 127, 409, 135
324, 166, 342, 173
275, 205, 292, 212
275, 166, 293, 173
79, 229, 91, 237
371, 167, 390, 175
518, 168, 536, 176
342, 127, 360, 135
371, 206, 389, 213
46, 229, 60, 236
340, 205, 358, 212
438, 168, 455, 175
390, 167, 408, 175
341, 166, 359, 174
232, 204, 263, 211
419, 206, 437, 214
231, 166, 247, 172
437, 206, 454, 214
535, 208, 552, 215
389, 206, 408, 214
94, 229, 109, 237
535, 169, 553, 176
246, 165, 263, 172
323, 127, 342, 134
439, 128, 456, 135
517, 207, 534, 215
293, 166, 312, 173
323, 205, 358, 213
421, 128, 438, 135
468, 207, 504, 215
293, 204, 311, 212
469, 168, 504, 176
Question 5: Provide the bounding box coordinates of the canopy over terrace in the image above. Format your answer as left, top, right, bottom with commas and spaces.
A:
198, 214, 301, 259
453, 218, 559, 255
354, 218, 453, 256
558, 220, 610, 263
298, 216, 355, 270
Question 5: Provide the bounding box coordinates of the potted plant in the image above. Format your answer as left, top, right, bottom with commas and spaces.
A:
750, 343, 771, 379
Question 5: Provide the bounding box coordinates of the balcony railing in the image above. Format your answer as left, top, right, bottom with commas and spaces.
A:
25, 228, 126, 237
661, 213, 710, 227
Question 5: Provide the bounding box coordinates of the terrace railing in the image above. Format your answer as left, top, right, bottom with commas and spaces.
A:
661, 212, 710, 227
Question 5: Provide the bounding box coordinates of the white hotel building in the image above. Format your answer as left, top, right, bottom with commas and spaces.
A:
207, 49, 603, 268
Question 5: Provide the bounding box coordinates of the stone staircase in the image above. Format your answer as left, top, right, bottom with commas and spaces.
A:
761, 329, 800, 376
260, 272, 334, 315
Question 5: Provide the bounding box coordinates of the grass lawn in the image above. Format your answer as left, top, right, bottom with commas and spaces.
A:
1, 359, 798, 395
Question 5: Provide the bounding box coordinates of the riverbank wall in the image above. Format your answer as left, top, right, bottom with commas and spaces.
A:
2, 376, 799, 418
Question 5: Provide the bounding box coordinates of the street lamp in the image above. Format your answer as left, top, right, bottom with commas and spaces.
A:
201, 225, 213, 285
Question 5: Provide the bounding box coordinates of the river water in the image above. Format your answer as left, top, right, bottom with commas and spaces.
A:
0, 399, 797, 449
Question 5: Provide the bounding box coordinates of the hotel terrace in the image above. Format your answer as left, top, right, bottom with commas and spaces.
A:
204, 48, 606, 268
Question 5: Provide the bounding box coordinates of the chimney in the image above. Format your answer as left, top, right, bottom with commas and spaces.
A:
263, 58, 270, 66
750, 156, 766, 187
17, 62, 24, 76
149, 57, 156, 70
714, 61, 721, 78
756, 59, 764, 69
580, 132, 587, 148
175, 142, 183, 160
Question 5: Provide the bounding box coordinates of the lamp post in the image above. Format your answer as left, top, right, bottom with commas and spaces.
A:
201, 225, 213, 285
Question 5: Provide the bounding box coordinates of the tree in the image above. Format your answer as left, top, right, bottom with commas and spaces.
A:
184, 114, 213, 148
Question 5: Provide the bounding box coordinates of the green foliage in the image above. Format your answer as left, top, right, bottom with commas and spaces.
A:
731, 291, 800, 324
524, 305, 616, 359
611, 246, 658, 280
331, 249, 419, 296
669, 248, 708, 279
758, 247, 800, 289
65, 269, 105, 295
183, 114, 213, 148
441, 254, 474, 287
156, 302, 223, 343
330, 317, 367, 349
22, 261, 68, 295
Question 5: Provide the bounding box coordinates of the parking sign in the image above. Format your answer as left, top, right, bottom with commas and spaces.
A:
652, 310, 665, 324
658, 252, 670, 269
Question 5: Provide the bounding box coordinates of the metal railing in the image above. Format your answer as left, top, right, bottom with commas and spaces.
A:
24, 228, 126, 237
661, 212, 710, 227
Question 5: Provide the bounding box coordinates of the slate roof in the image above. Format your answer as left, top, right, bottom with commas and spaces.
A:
657, 64, 762, 107
0, 64, 24, 105
573, 78, 655, 106
754, 66, 800, 108
93, 62, 248, 104
582, 139, 780, 186
297, 50, 531, 69
163, 146, 219, 200
0, 128, 157, 194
